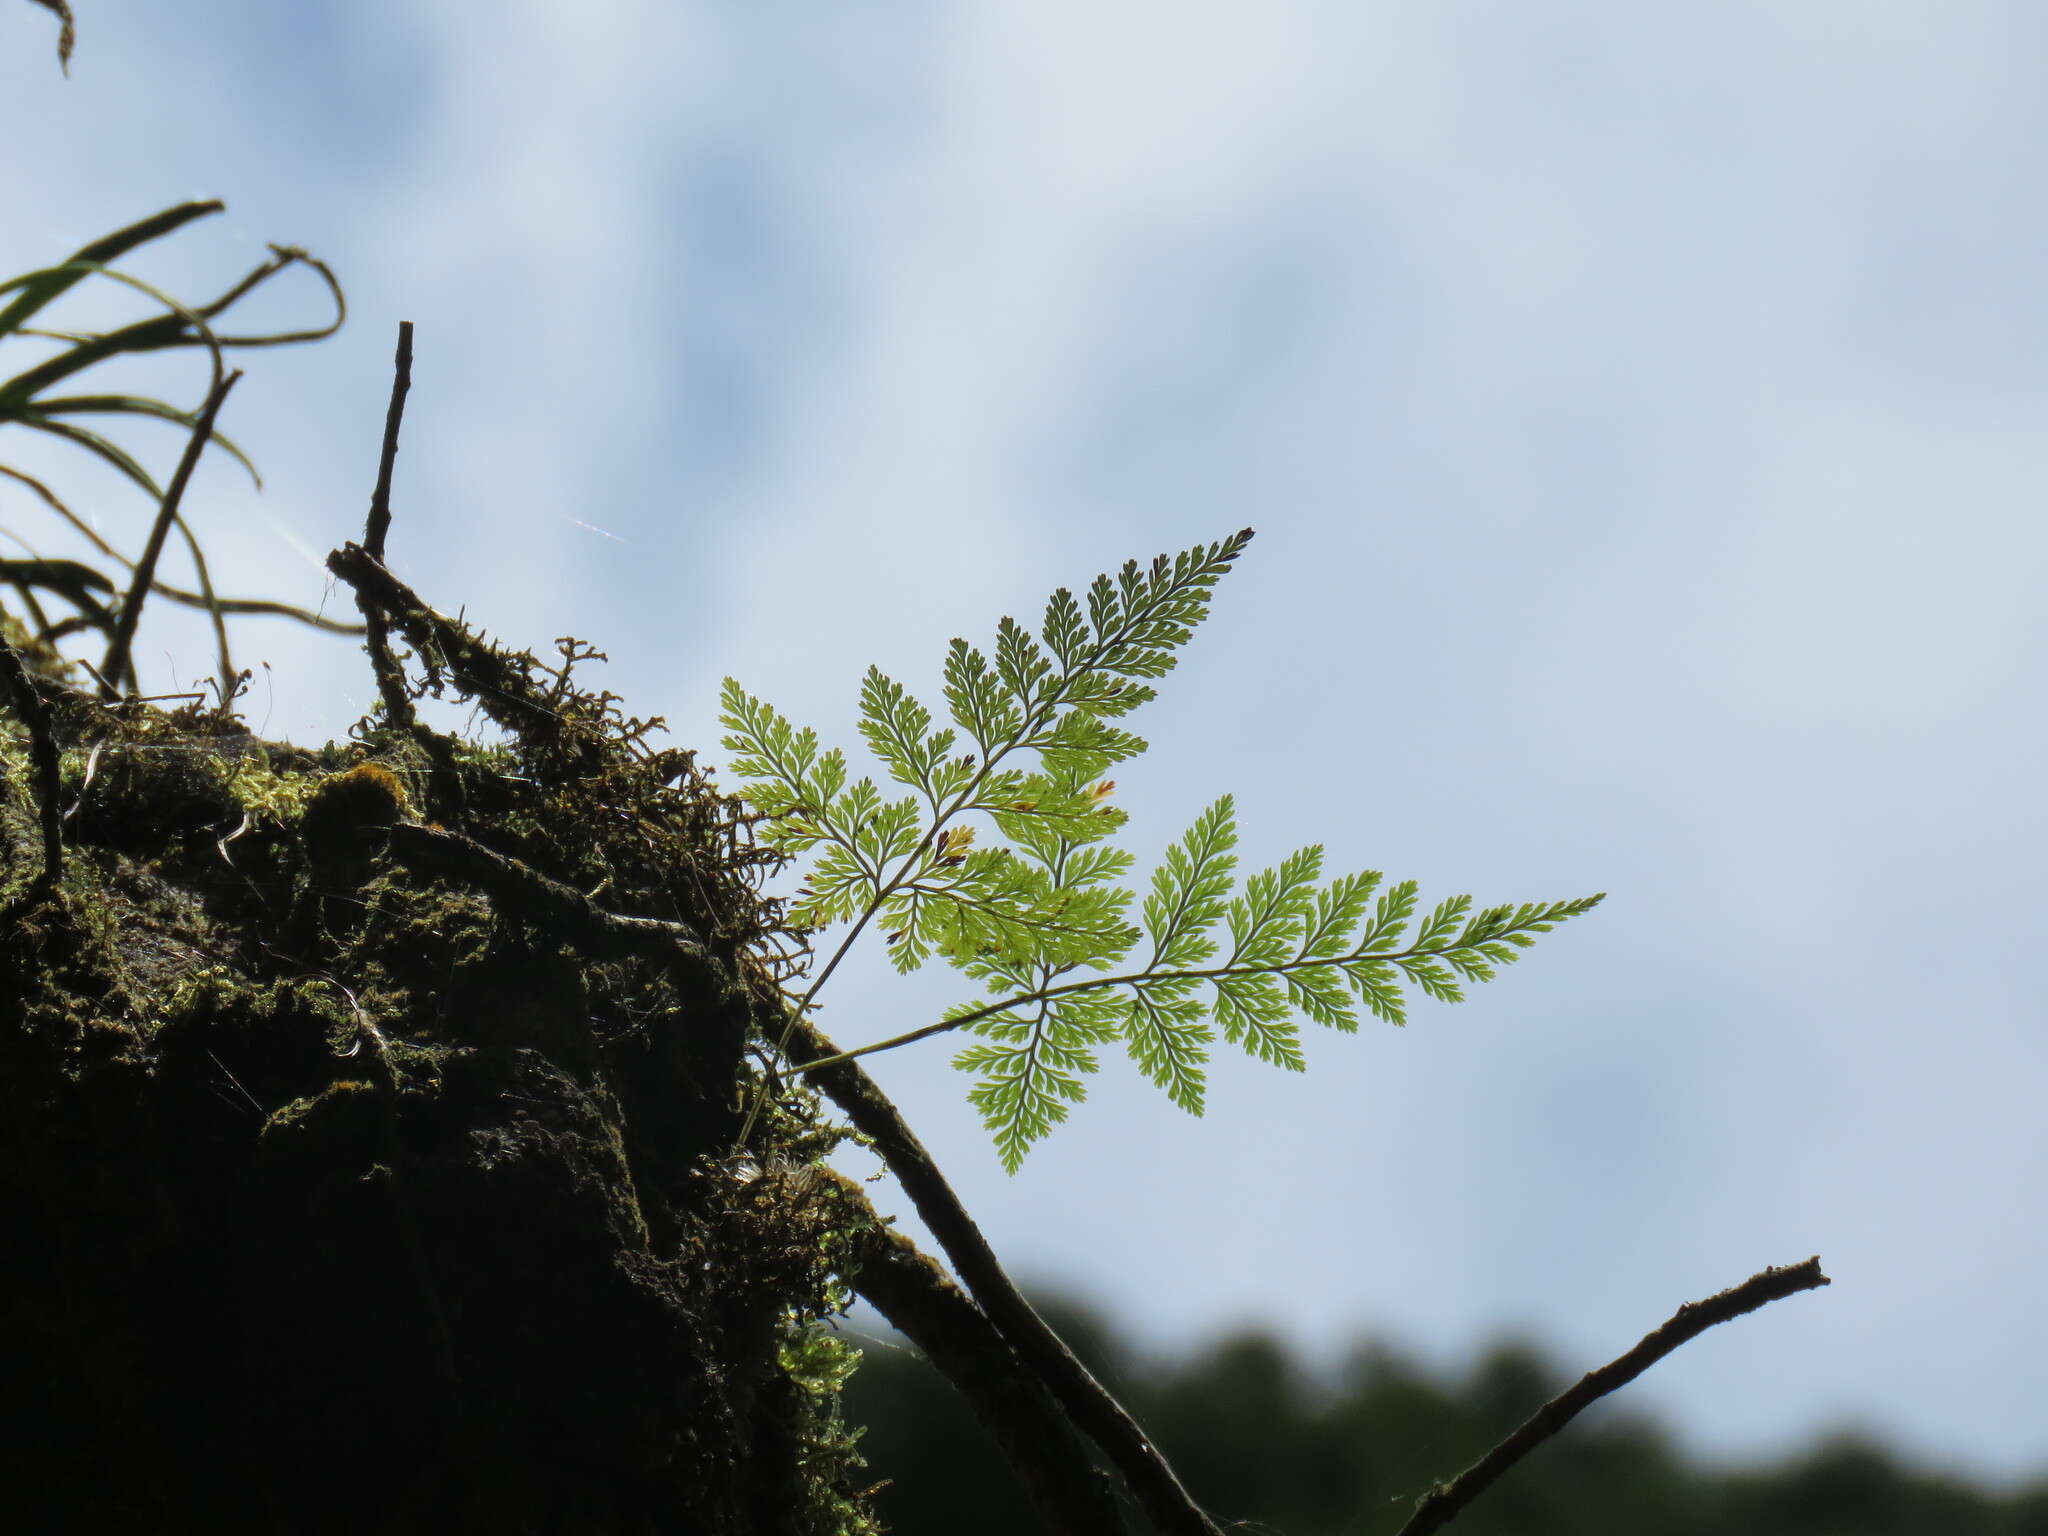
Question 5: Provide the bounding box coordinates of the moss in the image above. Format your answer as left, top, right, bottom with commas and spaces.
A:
1, 623, 877, 1533
298, 757, 413, 838
216, 746, 323, 826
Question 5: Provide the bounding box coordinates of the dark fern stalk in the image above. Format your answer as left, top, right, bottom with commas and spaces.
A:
723, 529, 1602, 1168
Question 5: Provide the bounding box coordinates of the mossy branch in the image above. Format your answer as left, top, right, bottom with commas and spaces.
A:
774, 1006, 1227, 1536
830, 1168, 1125, 1536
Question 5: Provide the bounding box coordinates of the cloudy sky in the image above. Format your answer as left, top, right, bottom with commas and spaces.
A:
7, 0, 2045, 1487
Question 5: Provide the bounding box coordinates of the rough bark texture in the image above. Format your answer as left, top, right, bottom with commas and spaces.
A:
0, 635, 879, 1534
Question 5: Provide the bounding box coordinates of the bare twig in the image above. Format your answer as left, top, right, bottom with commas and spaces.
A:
99, 369, 240, 700
1396, 1256, 1832, 1536
828, 1169, 1125, 1536
0, 635, 63, 896
363, 322, 412, 562
361, 322, 415, 727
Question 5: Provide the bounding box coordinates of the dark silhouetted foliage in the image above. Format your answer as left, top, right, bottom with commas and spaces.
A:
844, 1299, 2048, 1536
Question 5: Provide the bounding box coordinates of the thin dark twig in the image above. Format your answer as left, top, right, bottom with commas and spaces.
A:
99, 370, 240, 699
361, 322, 415, 727
0, 637, 63, 895
1396, 1256, 1832, 1536
364, 321, 411, 561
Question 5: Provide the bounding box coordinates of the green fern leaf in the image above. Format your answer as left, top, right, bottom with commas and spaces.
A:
1211, 971, 1304, 1070
1359, 879, 1420, 953
1143, 797, 1238, 968
788, 843, 876, 931
1226, 845, 1323, 967
993, 615, 1055, 712
857, 667, 957, 803
1280, 963, 1358, 1032
1040, 584, 1090, 669
942, 637, 1021, 753
1299, 871, 1381, 962
1344, 957, 1408, 1025
1120, 979, 1210, 1115
1414, 893, 1473, 951
958, 992, 1125, 1171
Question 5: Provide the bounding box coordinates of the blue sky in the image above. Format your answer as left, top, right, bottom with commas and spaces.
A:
6, 0, 2045, 1484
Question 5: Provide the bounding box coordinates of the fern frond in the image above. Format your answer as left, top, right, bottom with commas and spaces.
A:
720, 528, 1603, 1173
942, 797, 1603, 1162
720, 529, 1251, 964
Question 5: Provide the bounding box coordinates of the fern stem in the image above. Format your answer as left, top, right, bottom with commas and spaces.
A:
783, 936, 1483, 1077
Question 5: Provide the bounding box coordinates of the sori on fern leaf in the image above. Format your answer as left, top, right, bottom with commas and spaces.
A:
720, 528, 1602, 1171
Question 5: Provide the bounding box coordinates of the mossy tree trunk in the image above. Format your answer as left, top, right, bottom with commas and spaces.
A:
1, 621, 875, 1533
